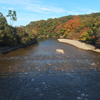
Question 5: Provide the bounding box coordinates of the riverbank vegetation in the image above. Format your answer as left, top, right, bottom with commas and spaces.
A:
25, 12, 100, 48
0, 10, 36, 47
1, 11, 100, 48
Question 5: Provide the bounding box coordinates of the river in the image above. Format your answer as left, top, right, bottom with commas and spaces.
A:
0, 38, 100, 100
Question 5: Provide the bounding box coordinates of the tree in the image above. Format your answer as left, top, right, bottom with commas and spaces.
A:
95, 27, 100, 48
63, 17, 80, 38
54, 25, 64, 37
6, 10, 17, 25
0, 12, 8, 45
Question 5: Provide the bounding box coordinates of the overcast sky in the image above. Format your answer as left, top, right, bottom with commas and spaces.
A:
0, 0, 99, 26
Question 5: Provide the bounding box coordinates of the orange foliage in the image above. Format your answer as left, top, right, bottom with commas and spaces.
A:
56, 25, 62, 29
91, 35, 96, 39
79, 27, 90, 37
64, 17, 80, 32
79, 27, 90, 33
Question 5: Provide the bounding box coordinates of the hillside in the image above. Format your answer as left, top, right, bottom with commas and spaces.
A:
1, 12, 100, 48
25, 12, 100, 48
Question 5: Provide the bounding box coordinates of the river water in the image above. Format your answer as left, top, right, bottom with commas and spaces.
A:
0, 38, 100, 100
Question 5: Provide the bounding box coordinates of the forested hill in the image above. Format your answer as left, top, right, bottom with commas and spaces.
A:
25, 12, 100, 48
0, 11, 36, 46
1, 11, 100, 48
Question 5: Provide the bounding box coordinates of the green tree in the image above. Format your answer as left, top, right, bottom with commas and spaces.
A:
6, 10, 17, 25
0, 12, 8, 45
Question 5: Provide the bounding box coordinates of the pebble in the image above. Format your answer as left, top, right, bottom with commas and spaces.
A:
86, 94, 88, 97
38, 93, 44, 97
38, 69, 40, 71
86, 59, 88, 61
81, 93, 85, 97
42, 82, 45, 84
34, 88, 40, 92
25, 57, 27, 59
77, 60, 80, 62
77, 90, 80, 93
71, 69, 74, 72
57, 93, 60, 95
31, 79, 34, 81
11, 57, 14, 59
91, 62, 95, 65
9, 66, 11, 68
36, 67, 38, 69
77, 97, 82, 100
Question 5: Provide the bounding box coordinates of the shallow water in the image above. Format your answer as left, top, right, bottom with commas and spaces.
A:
0, 38, 100, 100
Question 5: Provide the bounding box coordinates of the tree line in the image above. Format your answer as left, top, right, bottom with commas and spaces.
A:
0, 10, 36, 46
1, 11, 100, 48
25, 12, 100, 48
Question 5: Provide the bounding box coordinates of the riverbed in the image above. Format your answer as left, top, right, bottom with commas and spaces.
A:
0, 38, 100, 100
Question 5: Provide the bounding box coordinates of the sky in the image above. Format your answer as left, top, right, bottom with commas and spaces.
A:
0, 0, 100, 26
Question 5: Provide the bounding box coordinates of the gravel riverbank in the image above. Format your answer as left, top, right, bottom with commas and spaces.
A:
58, 39, 100, 53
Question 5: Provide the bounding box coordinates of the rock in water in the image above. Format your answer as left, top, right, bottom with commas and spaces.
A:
56, 49, 64, 54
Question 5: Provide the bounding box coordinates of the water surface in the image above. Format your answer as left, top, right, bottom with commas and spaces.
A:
0, 38, 100, 100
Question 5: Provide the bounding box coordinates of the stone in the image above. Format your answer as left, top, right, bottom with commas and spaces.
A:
77, 90, 80, 93
31, 79, 34, 81
57, 93, 60, 95
34, 88, 40, 92
91, 62, 95, 65
81, 93, 85, 97
77, 97, 82, 100
42, 82, 45, 84
56, 49, 64, 54
38, 93, 44, 97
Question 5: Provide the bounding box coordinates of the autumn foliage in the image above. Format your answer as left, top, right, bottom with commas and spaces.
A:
64, 17, 79, 31
1, 11, 100, 47
25, 12, 100, 47
63, 17, 80, 37
56, 25, 62, 29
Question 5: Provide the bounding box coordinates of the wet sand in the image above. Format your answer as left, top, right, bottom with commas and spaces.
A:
58, 39, 100, 53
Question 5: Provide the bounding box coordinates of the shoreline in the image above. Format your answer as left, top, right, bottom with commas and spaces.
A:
0, 39, 37, 54
58, 39, 100, 53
